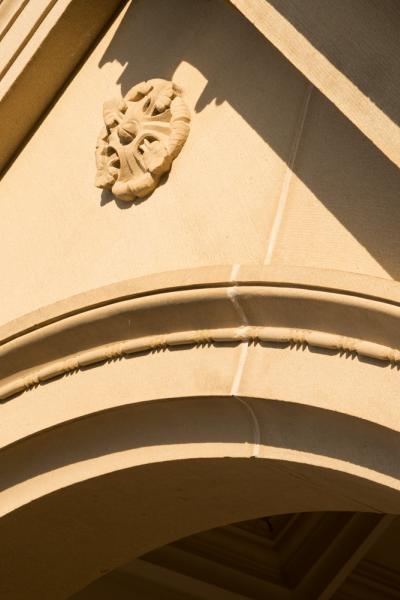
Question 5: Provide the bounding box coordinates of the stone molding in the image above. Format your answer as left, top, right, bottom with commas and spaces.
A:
229, 0, 400, 167
2, 265, 400, 402
0, 0, 127, 173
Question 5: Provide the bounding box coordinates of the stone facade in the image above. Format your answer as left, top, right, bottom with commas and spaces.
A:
0, 1, 400, 598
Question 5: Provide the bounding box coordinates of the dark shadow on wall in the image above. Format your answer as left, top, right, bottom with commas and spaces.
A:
268, 0, 400, 127
98, 0, 400, 279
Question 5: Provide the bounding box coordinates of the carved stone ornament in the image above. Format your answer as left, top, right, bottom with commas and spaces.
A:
95, 79, 190, 201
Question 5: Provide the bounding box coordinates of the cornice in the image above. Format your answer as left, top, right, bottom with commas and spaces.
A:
229, 0, 400, 168
0, 0, 128, 174
1, 265, 400, 402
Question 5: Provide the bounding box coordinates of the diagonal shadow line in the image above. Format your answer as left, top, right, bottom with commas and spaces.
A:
98, 0, 400, 279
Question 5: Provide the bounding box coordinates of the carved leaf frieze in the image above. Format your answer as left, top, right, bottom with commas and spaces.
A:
95, 79, 190, 201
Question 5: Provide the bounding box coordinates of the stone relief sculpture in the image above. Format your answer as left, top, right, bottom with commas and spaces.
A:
95, 79, 190, 201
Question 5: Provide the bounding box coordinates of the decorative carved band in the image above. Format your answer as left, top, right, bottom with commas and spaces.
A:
1, 326, 399, 402
95, 79, 190, 201
2, 265, 400, 402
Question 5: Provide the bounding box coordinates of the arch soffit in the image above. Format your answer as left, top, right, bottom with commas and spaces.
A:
1, 397, 400, 598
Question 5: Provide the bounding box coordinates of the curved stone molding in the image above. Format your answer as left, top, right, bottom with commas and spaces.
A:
2, 265, 400, 403
2, 268, 400, 598
95, 79, 190, 201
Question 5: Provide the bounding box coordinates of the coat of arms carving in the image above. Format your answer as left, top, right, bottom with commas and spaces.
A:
95, 79, 190, 202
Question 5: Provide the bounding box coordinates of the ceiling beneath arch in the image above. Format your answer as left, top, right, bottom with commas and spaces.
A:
74, 511, 400, 599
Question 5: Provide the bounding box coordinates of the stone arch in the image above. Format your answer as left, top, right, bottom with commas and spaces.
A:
1, 265, 400, 597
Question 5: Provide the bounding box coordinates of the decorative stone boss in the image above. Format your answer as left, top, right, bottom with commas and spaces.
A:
95, 79, 190, 201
